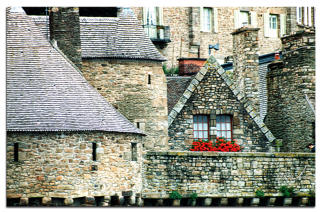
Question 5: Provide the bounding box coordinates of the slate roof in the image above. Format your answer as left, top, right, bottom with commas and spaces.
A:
30, 9, 166, 61
168, 56, 276, 143
167, 76, 192, 114
6, 7, 143, 134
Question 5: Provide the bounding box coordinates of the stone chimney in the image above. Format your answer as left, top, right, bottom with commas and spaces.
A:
49, 7, 82, 69
231, 27, 260, 113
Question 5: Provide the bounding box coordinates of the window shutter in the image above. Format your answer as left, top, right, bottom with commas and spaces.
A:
264, 13, 270, 37
280, 14, 286, 37
250, 11, 257, 27
158, 7, 164, 25
200, 7, 204, 31
143, 7, 147, 25
234, 10, 240, 29
213, 8, 218, 33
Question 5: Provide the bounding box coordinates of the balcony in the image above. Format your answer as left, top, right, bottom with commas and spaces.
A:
142, 25, 171, 46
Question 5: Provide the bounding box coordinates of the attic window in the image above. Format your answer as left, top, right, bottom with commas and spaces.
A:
216, 115, 233, 141
14, 143, 19, 162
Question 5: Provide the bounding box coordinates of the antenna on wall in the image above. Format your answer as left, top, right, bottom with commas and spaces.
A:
209, 43, 219, 55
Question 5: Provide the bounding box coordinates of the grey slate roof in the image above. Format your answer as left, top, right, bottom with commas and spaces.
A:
30, 9, 166, 61
6, 8, 143, 134
167, 76, 192, 114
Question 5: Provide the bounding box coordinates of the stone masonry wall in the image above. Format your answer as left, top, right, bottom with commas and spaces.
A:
81, 59, 168, 151
142, 152, 315, 198
266, 29, 315, 152
168, 60, 269, 152
132, 7, 289, 67
49, 7, 82, 69
7, 131, 143, 203
232, 27, 260, 114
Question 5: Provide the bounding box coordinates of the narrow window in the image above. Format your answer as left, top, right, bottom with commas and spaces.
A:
14, 143, 18, 162
136, 122, 140, 129
203, 8, 213, 32
193, 115, 209, 140
148, 74, 151, 85
216, 115, 233, 141
131, 143, 137, 161
92, 143, 97, 161
240, 11, 250, 26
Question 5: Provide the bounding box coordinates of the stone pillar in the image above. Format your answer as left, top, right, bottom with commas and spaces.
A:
231, 27, 260, 113
42, 197, 51, 206
266, 28, 315, 152
19, 197, 28, 206
219, 197, 228, 206
251, 197, 260, 206
203, 197, 212, 206
101, 196, 110, 207
49, 7, 82, 69
236, 198, 244, 206
64, 197, 73, 206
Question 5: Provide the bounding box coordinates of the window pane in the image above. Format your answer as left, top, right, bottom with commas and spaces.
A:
217, 131, 221, 137
199, 131, 203, 138
194, 131, 198, 138
216, 116, 220, 123
216, 122, 220, 130
225, 115, 231, 122
198, 123, 203, 130
226, 123, 231, 130
221, 123, 226, 130
193, 116, 197, 123
198, 116, 203, 123
203, 131, 208, 139
203, 123, 208, 130
193, 123, 198, 130
203, 115, 208, 122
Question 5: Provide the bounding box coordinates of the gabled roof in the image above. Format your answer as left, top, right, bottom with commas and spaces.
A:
167, 76, 192, 114
31, 8, 166, 61
168, 56, 276, 143
6, 7, 143, 134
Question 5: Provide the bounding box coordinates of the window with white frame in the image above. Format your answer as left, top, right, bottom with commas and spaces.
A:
216, 115, 232, 141
234, 10, 258, 29
240, 11, 250, 26
200, 7, 218, 33
193, 115, 209, 140
264, 13, 286, 38
143, 7, 164, 39
297, 7, 314, 27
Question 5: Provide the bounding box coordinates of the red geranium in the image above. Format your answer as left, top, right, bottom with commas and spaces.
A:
190, 137, 242, 152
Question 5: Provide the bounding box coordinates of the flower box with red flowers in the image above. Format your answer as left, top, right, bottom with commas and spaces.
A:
190, 137, 242, 152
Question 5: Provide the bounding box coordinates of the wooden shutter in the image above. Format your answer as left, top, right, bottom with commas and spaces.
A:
200, 7, 204, 31
213, 8, 218, 33
234, 10, 240, 29
250, 11, 257, 27
263, 13, 270, 37
280, 14, 286, 37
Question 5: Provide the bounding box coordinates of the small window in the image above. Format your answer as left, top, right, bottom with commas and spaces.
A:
216, 115, 233, 141
202, 8, 213, 32
131, 143, 137, 161
14, 143, 18, 162
148, 74, 151, 85
240, 11, 250, 26
193, 115, 209, 140
92, 143, 97, 161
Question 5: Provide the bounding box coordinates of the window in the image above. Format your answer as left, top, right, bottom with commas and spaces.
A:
234, 10, 257, 29
297, 7, 315, 26
264, 13, 286, 38
131, 143, 137, 161
14, 143, 18, 162
240, 11, 250, 26
200, 7, 218, 33
148, 74, 151, 84
216, 115, 232, 141
92, 143, 97, 161
193, 115, 209, 140
143, 7, 164, 39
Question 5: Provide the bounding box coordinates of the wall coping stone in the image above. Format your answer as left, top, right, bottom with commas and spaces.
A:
146, 151, 315, 158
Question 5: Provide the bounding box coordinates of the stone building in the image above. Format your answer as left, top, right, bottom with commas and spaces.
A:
6, 7, 145, 206
132, 6, 315, 67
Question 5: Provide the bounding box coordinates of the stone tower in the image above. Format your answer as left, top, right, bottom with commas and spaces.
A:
266, 28, 315, 152
231, 27, 260, 114
49, 7, 82, 69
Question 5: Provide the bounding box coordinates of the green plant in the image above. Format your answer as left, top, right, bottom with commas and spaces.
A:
279, 186, 295, 197
169, 191, 182, 200
190, 192, 198, 200
255, 189, 265, 197
162, 64, 179, 75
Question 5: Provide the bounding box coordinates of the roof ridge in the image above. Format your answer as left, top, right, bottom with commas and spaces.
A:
168, 56, 276, 143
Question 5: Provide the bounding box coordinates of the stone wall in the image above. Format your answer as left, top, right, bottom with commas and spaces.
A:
132, 7, 290, 67
266, 28, 315, 152
142, 151, 315, 198
7, 131, 143, 205
232, 27, 260, 114
49, 7, 82, 69
168, 59, 269, 152
81, 59, 168, 151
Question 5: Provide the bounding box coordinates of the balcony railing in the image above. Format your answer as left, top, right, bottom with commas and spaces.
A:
142, 25, 171, 43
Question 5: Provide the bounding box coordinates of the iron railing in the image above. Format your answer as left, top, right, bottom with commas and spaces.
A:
142, 25, 171, 43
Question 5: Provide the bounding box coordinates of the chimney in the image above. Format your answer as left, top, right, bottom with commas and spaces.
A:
231, 27, 260, 113
49, 7, 82, 69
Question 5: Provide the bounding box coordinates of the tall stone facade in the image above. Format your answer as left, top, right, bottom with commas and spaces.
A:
49, 7, 82, 69
7, 131, 143, 206
132, 7, 291, 67
232, 27, 260, 114
82, 59, 168, 151
266, 28, 315, 152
